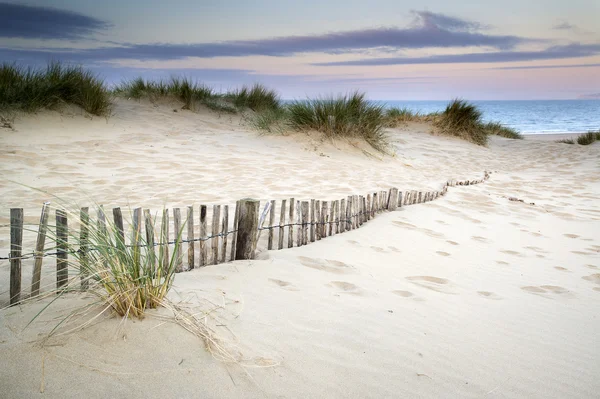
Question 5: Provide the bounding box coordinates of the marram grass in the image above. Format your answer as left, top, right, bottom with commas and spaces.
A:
0, 62, 111, 116
434, 99, 487, 145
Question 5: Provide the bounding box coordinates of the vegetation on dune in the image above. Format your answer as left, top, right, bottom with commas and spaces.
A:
384, 107, 439, 126
576, 131, 600, 145
481, 121, 523, 139
0, 62, 111, 116
434, 99, 488, 145
286, 91, 389, 151
225, 83, 280, 112
556, 130, 600, 145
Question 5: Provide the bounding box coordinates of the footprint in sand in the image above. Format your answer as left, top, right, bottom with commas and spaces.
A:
392, 290, 414, 297
471, 236, 488, 243
436, 251, 450, 257
571, 250, 593, 256
298, 256, 353, 274
268, 278, 299, 291
371, 246, 386, 253
585, 265, 599, 270
477, 291, 502, 300
347, 240, 360, 246
388, 246, 401, 253
496, 260, 509, 265
582, 274, 600, 285
436, 220, 449, 225
446, 240, 459, 246
406, 276, 456, 294
554, 266, 570, 272
563, 233, 580, 239
500, 250, 524, 257
521, 285, 573, 298
327, 281, 364, 296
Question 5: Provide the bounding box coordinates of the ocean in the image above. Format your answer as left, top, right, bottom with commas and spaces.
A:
380, 100, 600, 135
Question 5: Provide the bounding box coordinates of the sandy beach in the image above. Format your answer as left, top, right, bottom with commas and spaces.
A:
1, 99, 599, 398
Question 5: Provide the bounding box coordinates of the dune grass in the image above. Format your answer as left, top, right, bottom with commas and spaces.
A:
434, 99, 488, 145
556, 130, 600, 145
576, 130, 600, 145
0, 62, 111, 116
286, 91, 388, 151
225, 83, 280, 112
481, 121, 523, 139
114, 78, 279, 114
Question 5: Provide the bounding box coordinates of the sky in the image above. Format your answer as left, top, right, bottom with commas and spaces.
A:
1, 0, 599, 100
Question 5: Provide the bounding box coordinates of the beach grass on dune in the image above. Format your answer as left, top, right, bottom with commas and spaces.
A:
0, 62, 111, 116
384, 107, 440, 126
556, 130, 600, 145
226, 83, 280, 112
481, 121, 523, 139
434, 99, 488, 145
286, 91, 388, 151
576, 130, 600, 145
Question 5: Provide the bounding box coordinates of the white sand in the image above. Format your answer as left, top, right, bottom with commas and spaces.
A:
1, 99, 599, 398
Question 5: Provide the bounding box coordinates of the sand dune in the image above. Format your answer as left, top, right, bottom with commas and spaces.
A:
1, 99, 599, 398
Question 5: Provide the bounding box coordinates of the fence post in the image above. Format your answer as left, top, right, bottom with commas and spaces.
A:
388, 188, 398, 211
288, 198, 295, 248
267, 200, 276, 250
173, 208, 183, 272
80, 207, 90, 290
161, 209, 170, 272
199, 205, 207, 266
10, 208, 23, 306
278, 199, 286, 250
339, 199, 346, 233
398, 191, 403, 207
230, 201, 240, 260
56, 210, 68, 289
211, 205, 221, 265
187, 206, 195, 269
133, 207, 142, 271
31, 202, 50, 297
235, 199, 260, 260
221, 205, 229, 263
144, 209, 155, 267
302, 201, 309, 244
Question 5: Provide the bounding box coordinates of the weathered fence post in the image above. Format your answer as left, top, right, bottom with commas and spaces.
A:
346, 196, 353, 231
267, 200, 276, 250
221, 205, 229, 263
288, 198, 295, 248
161, 209, 170, 271
388, 188, 398, 211
144, 209, 155, 267
398, 191, 403, 208
113, 207, 125, 243
339, 199, 346, 233
31, 202, 50, 297
310, 199, 316, 243
334, 200, 340, 234
301, 201, 309, 245
10, 208, 23, 306
315, 200, 321, 240
56, 209, 68, 289
199, 205, 207, 266
133, 207, 142, 271
321, 201, 328, 237
187, 206, 195, 269
80, 207, 90, 290
235, 199, 260, 260
278, 199, 286, 250
297, 201, 303, 247
230, 201, 240, 260
173, 208, 183, 272
329, 201, 335, 235
211, 205, 221, 265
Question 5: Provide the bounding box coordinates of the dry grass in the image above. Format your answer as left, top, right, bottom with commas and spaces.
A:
434, 99, 488, 145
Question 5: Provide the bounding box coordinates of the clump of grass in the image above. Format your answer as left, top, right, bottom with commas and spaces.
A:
384, 107, 442, 127
482, 121, 523, 139
250, 107, 290, 133
287, 91, 388, 151
434, 99, 487, 145
556, 138, 575, 144
576, 130, 600, 145
226, 83, 280, 112
114, 77, 214, 110
0, 62, 111, 116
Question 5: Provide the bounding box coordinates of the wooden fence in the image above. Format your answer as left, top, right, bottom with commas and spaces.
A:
3, 172, 490, 305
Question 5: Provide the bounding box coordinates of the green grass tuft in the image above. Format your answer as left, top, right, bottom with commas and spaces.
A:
114, 77, 214, 110
286, 91, 388, 151
434, 99, 487, 145
226, 83, 280, 112
482, 121, 523, 139
576, 130, 600, 145
0, 62, 111, 116
556, 138, 575, 144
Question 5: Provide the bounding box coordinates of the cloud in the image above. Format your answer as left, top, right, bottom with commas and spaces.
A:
490, 63, 600, 70
0, 2, 110, 40
553, 22, 577, 31
0, 9, 535, 63
413, 10, 489, 32
313, 43, 600, 66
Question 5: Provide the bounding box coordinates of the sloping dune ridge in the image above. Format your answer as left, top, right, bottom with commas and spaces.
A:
0, 99, 599, 398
